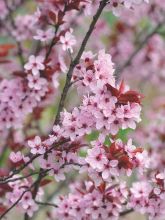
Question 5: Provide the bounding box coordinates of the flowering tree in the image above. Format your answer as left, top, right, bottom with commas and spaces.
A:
0, 0, 165, 220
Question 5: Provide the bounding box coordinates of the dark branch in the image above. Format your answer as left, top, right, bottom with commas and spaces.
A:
0, 139, 69, 183
0, 169, 51, 185
35, 201, 58, 208
25, 2, 109, 219
120, 208, 134, 216
0, 169, 49, 220
54, 0, 109, 125
26, 2, 109, 218
0, 188, 30, 220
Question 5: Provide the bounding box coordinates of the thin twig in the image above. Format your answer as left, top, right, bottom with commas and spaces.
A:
0, 139, 69, 183
24, 162, 80, 220
30, 180, 67, 220
120, 208, 134, 216
0, 169, 51, 185
0, 187, 30, 219
35, 200, 58, 208
45, 25, 60, 60
69, 77, 84, 87
0, 171, 45, 220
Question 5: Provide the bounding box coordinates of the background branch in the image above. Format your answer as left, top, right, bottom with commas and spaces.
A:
120, 208, 134, 216
3, 0, 25, 69
115, 19, 165, 81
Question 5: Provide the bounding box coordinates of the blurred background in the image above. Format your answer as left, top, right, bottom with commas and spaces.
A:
0, 0, 165, 219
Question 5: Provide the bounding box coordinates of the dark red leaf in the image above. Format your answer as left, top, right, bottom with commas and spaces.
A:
40, 178, 52, 187
48, 10, 57, 23
0, 205, 7, 213
106, 83, 120, 97
106, 81, 144, 105
118, 91, 144, 105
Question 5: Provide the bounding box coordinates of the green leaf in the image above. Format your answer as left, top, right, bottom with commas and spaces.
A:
103, 12, 117, 27
86, 131, 99, 142
117, 128, 132, 142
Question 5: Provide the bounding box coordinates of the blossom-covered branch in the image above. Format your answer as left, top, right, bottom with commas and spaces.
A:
54, 0, 109, 125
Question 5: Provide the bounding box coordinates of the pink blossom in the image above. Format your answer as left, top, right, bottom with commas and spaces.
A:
27, 74, 47, 90
33, 28, 54, 42
130, 182, 152, 199
28, 136, 46, 154
9, 151, 23, 163
86, 147, 108, 171
24, 55, 45, 75
60, 29, 76, 53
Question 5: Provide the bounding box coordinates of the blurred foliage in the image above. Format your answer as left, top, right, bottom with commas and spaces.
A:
117, 128, 133, 142
103, 11, 117, 27
0, 148, 10, 167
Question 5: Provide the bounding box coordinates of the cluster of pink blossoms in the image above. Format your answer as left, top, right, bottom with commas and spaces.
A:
53, 181, 128, 220
129, 180, 165, 219
0, 74, 48, 130
0, 49, 144, 218
36, 0, 149, 18
66, 50, 142, 137
15, 49, 145, 218
107, 0, 149, 16
105, 0, 165, 86
6, 176, 43, 217
127, 105, 165, 219
11, 14, 37, 41
85, 138, 146, 184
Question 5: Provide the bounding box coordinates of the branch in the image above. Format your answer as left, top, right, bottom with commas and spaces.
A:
24, 162, 80, 220
0, 139, 69, 183
120, 208, 134, 216
30, 179, 68, 220
24, 2, 109, 219
45, 25, 60, 60
0, 188, 30, 220
0, 171, 44, 220
115, 19, 165, 81
54, 0, 109, 125
35, 200, 58, 208
0, 169, 51, 185
0, 154, 40, 183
